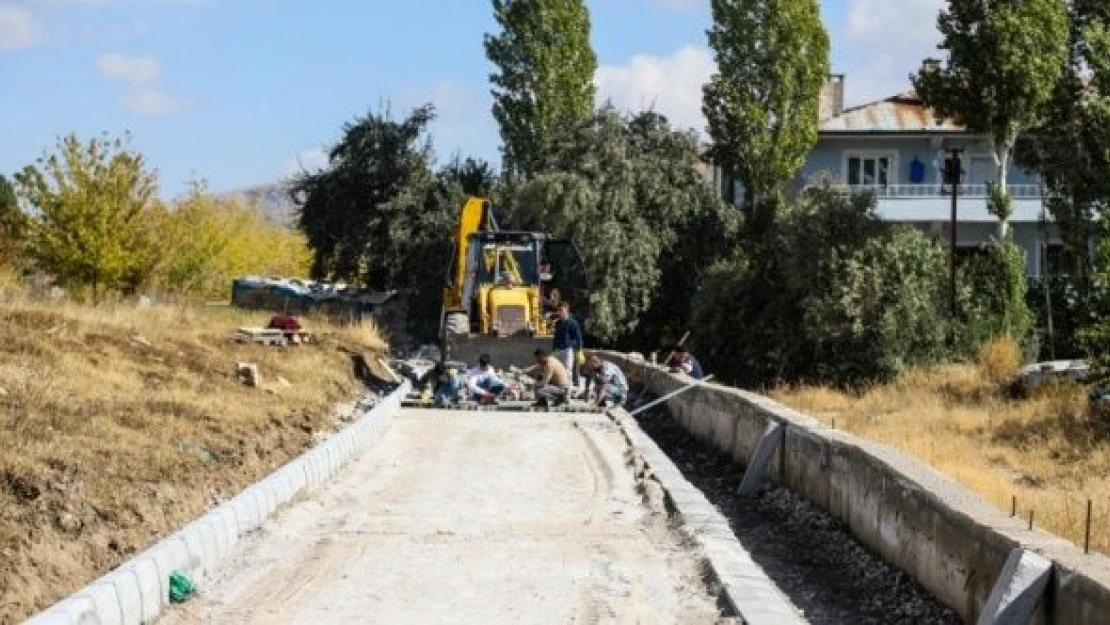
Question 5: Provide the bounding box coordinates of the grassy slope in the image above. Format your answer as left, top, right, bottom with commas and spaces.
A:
770, 363, 1110, 556
0, 297, 387, 623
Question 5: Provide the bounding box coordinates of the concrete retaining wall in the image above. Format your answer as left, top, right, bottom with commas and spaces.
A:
610, 353, 1110, 624
23, 382, 409, 625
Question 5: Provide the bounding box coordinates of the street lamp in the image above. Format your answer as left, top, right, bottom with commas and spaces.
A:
942, 148, 964, 320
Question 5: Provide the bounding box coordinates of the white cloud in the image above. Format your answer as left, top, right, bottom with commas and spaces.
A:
121, 88, 189, 116
847, 0, 942, 44
595, 45, 715, 132
0, 4, 43, 50
402, 79, 500, 165
281, 148, 328, 178
96, 52, 161, 86
838, 0, 943, 104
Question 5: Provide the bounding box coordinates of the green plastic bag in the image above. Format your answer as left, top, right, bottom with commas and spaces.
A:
169, 571, 197, 604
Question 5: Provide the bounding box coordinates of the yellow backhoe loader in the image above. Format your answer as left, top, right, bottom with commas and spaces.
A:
440, 197, 589, 368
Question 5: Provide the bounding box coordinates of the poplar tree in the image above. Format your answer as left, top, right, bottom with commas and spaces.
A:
484, 0, 597, 179
913, 0, 1069, 238
702, 0, 829, 233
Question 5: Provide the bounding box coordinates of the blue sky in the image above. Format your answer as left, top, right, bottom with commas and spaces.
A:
0, 0, 943, 198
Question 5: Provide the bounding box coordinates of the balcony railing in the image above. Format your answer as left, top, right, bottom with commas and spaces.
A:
844, 183, 1043, 199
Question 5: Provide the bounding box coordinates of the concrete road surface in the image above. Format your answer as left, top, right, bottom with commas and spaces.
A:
161, 410, 724, 624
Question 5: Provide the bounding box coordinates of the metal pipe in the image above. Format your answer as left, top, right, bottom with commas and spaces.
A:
628, 375, 716, 416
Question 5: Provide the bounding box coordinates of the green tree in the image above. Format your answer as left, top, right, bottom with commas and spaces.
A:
484, 0, 597, 179
692, 183, 953, 385
510, 108, 739, 345
14, 134, 159, 300
291, 104, 464, 338
0, 174, 27, 267
702, 0, 829, 233
913, 0, 1069, 238
291, 104, 439, 289
440, 155, 497, 197
1018, 1, 1110, 270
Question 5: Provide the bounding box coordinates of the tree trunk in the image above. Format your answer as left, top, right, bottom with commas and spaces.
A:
991, 135, 1014, 239
743, 184, 756, 224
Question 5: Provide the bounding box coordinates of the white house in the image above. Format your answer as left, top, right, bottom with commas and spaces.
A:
707, 75, 1076, 276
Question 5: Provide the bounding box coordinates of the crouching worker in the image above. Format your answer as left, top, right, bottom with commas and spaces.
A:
467, 354, 507, 405
584, 353, 629, 408
666, 345, 705, 380
429, 362, 463, 408
523, 348, 572, 408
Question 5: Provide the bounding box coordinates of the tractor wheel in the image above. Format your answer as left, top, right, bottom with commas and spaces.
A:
444, 312, 470, 336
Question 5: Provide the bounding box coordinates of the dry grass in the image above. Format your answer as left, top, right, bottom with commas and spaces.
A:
0, 290, 388, 623
770, 351, 1110, 558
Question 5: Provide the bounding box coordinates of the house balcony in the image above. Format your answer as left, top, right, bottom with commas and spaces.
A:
848, 183, 1042, 200
838, 183, 1046, 223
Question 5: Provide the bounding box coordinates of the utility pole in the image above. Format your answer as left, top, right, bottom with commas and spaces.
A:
947, 148, 963, 320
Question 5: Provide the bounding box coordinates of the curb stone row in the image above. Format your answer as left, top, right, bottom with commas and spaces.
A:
24, 382, 410, 625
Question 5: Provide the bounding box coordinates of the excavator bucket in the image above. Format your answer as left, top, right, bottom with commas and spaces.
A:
443, 334, 555, 371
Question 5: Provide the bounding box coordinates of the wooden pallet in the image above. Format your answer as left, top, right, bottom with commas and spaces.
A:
233, 327, 313, 346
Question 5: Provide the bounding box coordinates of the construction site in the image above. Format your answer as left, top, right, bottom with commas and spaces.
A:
10, 192, 1110, 625
9, 1, 1110, 623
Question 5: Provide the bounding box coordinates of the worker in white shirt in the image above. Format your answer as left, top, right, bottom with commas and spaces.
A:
466, 353, 507, 405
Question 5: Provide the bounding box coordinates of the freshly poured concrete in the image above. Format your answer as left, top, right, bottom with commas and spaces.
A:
161, 410, 723, 624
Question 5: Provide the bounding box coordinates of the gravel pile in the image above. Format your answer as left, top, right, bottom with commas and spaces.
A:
635, 409, 960, 625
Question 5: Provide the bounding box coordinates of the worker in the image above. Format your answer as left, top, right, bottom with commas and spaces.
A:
584, 353, 629, 408
552, 302, 584, 391
522, 348, 572, 408
429, 362, 463, 408
466, 354, 507, 405
666, 345, 705, 380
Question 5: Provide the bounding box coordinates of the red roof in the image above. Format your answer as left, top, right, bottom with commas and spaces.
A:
820, 91, 964, 133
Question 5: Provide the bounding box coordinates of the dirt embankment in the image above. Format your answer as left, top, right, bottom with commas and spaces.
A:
0, 300, 388, 623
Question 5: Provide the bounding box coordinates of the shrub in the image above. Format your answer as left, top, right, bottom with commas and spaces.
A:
977, 335, 1023, 387
691, 185, 952, 385
957, 239, 1034, 354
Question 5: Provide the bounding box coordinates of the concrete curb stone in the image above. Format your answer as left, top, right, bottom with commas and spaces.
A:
23, 382, 408, 625
608, 407, 806, 625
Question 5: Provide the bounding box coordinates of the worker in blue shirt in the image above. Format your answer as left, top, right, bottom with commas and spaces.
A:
552, 302, 584, 390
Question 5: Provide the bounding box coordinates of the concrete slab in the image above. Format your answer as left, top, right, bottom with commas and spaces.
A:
738, 421, 785, 497
160, 411, 727, 624
609, 408, 806, 625
976, 548, 1052, 625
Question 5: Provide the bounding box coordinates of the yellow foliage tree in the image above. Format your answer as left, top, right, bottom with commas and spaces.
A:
14, 133, 160, 301
151, 182, 311, 300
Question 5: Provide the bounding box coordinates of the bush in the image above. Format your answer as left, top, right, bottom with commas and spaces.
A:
1026, 274, 1108, 360
957, 239, 1034, 354
149, 185, 312, 300
977, 335, 1023, 387
691, 184, 952, 385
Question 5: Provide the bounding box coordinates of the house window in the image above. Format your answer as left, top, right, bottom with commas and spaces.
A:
845, 153, 895, 187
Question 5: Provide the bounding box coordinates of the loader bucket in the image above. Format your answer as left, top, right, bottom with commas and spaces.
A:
443, 334, 557, 370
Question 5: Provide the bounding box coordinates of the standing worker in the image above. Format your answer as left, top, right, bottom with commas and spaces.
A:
552, 302, 584, 391
584, 353, 629, 408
